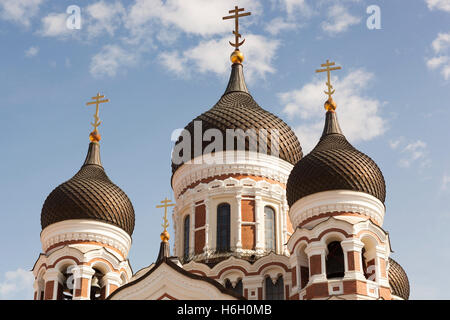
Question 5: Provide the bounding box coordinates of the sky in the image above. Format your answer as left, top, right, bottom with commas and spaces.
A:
0, 0, 449, 300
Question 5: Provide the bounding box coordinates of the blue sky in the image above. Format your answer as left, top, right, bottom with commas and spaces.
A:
0, 0, 449, 299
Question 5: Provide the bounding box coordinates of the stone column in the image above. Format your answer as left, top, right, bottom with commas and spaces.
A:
254, 195, 264, 254
70, 265, 95, 300
375, 245, 390, 288
341, 239, 366, 281
43, 268, 64, 300
204, 198, 210, 256
281, 200, 289, 255
100, 272, 122, 299
235, 195, 243, 252
190, 203, 195, 257
242, 276, 263, 300
305, 242, 327, 283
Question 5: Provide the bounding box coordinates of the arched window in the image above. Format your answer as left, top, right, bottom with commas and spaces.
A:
265, 275, 284, 300
183, 215, 190, 260
217, 203, 231, 252
264, 206, 276, 251
326, 241, 345, 279
225, 279, 243, 296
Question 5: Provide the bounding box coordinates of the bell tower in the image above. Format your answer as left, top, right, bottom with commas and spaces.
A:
285, 62, 396, 300
32, 93, 134, 300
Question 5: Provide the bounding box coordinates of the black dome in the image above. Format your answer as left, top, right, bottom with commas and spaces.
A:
287, 111, 386, 206
171, 63, 302, 174
41, 142, 135, 235
388, 258, 410, 300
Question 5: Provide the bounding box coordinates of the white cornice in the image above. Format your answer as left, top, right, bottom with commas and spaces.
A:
40, 219, 132, 258
289, 190, 385, 229
172, 151, 293, 199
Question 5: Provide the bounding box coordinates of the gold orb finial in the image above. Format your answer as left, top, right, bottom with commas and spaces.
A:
160, 230, 170, 242
230, 50, 244, 64
89, 130, 101, 142
324, 98, 337, 112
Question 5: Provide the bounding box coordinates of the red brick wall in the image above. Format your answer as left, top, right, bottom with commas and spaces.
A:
291, 266, 297, 287
44, 281, 54, 300
347, 251, 361, 271
195, 205, 206, 228
241, 200, 255, 222
309, 255, 322, 276
195, 229, 205, 254
241, 225, 255, 250
306, 282, 328, 299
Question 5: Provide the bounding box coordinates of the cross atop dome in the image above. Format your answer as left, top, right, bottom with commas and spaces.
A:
86, 92, 109, 142
316, 60, 341, 112
156, 197, 175, 242
223, 6, 251, 64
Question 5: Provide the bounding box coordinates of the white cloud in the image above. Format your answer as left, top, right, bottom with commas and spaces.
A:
398, 140, 429, 168
90, 45, 139, 78
280, 69, 385, 153
0, 268, 34, 300
39, 13, 71, 37
442, 173, 450, 191
126, 0, 261, 39
160, 34, 279, 83
432, 32, 450, 53
25, 46, 39, 57
426, 32, 450, 80
279, 0, 313, 17
0, 0, 43, 27
85, 1, 125, 38
265, 17, 297, 35
426, 0, 450, 12
389, 138, 403, 150
321, 4, 361, 34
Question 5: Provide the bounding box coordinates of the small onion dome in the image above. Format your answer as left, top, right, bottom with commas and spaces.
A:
388, 258, 410, 300
287, 110, 386, 207
41, 142, 135, 235
171, 63, 303, 174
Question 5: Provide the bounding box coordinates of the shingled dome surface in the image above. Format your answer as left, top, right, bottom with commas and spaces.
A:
287, 111, 386, 206
171, 63, 303, 174
388, 258, 410, 300
41, 142, 135, 235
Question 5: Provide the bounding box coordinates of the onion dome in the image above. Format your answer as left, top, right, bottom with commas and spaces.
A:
171, 62, 303, 174
41, 141, 135, 235
286, 100, 386, 207
388, 258, 410, 300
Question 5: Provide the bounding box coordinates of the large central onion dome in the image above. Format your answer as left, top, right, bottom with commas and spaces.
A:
171, 62, 303, 174
41, 142, 135, 235
287, 106, 386, 207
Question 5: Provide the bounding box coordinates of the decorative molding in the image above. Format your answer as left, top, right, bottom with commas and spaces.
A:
40, 220, 132, 259
172, 151, 293, 199
289, 190, 385, 229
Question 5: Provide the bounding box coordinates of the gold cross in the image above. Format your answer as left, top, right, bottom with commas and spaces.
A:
156, 197, 175, 233
316, 60, 342, 100
223, 6, 251, 49
86, 93, 109, 132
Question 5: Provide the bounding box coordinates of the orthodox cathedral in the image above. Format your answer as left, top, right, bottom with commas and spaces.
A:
31, 7, 410, 300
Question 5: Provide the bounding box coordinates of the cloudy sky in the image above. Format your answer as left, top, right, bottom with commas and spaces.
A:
0, 0, 449, 299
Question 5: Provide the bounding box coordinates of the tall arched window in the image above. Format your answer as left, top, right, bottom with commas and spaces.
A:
265, 275, 284, 300
217, 203, 231, 252
183, 215, 190, 260
326, 241, 345, 279
264, 206, 276, 251
225, 279, 243, 296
